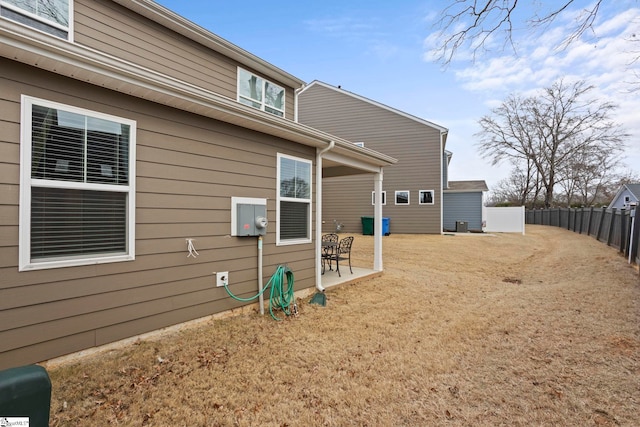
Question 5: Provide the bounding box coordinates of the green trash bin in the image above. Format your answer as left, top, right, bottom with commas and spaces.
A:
0, 365, 51, 427
361, 216, 390, 235
361, 216, 374, 235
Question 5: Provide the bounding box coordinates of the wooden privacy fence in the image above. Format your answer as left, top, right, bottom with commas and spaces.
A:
525, 205, 640, 267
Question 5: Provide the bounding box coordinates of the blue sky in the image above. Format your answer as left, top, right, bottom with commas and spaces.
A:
156, 0, 640, 191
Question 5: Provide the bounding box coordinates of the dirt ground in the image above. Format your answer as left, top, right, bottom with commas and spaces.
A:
47, 225, 640, 426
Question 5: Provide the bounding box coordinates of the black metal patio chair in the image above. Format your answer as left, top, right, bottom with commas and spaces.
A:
329, 236, 354, 277
321, 233, 339, 274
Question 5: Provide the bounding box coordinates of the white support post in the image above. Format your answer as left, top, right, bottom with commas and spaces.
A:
315, 142, 334, 291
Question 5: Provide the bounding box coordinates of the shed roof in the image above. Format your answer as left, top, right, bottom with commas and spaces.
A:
445, 180, 489, 192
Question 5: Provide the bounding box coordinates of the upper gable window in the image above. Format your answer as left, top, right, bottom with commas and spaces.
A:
1, 0, 71, 39
238, 68, 285, 117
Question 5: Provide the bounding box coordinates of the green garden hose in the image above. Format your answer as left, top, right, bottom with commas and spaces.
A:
222, 265, 296, 321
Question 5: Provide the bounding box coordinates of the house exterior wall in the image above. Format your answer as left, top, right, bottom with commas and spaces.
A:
609, 187, 639, 209
443, 192, 484, 231
74, 0, 296, 120
298, 83, 443, 234
0, 59, 316, 369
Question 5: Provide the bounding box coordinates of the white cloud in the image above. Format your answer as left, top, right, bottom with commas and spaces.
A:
452, 8, 640, 99
422, 4, 640, 186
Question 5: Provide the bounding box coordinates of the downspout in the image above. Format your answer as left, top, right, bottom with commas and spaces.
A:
315, 140, 335, 292
439, 131, 446, 234
294, 84, 306, 123
373, 168, 383, 271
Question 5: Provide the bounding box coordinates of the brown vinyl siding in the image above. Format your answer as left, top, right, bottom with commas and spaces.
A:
73, 0, 296, 120
0, 59, 315, 369
300, 84, 443, 234
322, 175, 374, 233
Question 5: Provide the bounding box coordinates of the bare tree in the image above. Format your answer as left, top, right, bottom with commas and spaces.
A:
477, 79, 628, 208
556, 143, 622, 206
486, 162, 542, 207
433, 0, 605, 65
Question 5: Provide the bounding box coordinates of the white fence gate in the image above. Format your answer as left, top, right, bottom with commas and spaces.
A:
483, 206, 526, 234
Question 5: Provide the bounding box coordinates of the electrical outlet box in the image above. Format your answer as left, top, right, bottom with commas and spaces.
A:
231, 197, 267, 236
216, 271, 228, 287
236, 203, 267, 236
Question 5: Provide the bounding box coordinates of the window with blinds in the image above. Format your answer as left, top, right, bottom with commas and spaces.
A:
277, 154, 311, 244
20, 96, 136, 270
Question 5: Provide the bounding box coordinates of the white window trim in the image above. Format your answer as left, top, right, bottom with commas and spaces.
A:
19, 95, 136, 271
395, 190, 410, 205
1, 0, 74, 41
371, 190, 386, 205
237, 67, 285, 117
419, 190, 435, 205
276, 153, 312, 246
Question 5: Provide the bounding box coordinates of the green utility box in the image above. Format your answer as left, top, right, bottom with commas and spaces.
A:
361, 216, 390, 236
0, 365, 52, 426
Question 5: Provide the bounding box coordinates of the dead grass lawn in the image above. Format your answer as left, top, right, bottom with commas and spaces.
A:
47, 225, 640, 426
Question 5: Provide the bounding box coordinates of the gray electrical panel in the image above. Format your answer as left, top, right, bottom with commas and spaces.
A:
236, 203, 267, 236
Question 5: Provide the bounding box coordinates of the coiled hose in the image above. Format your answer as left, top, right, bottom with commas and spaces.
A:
222, 265, 295, 321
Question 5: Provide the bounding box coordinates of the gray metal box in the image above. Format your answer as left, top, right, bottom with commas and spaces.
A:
236, 203, 267, 236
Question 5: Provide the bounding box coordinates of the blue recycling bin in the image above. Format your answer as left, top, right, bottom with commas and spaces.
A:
361, 216, 390, 235
382, 217, 390, 236
0, 365, 51, 426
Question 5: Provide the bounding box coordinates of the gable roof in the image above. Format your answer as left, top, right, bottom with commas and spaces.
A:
0, 4, 396, 174
113, 0, 304, 89
299, 80, 449, 136
445, 180, 489, 192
